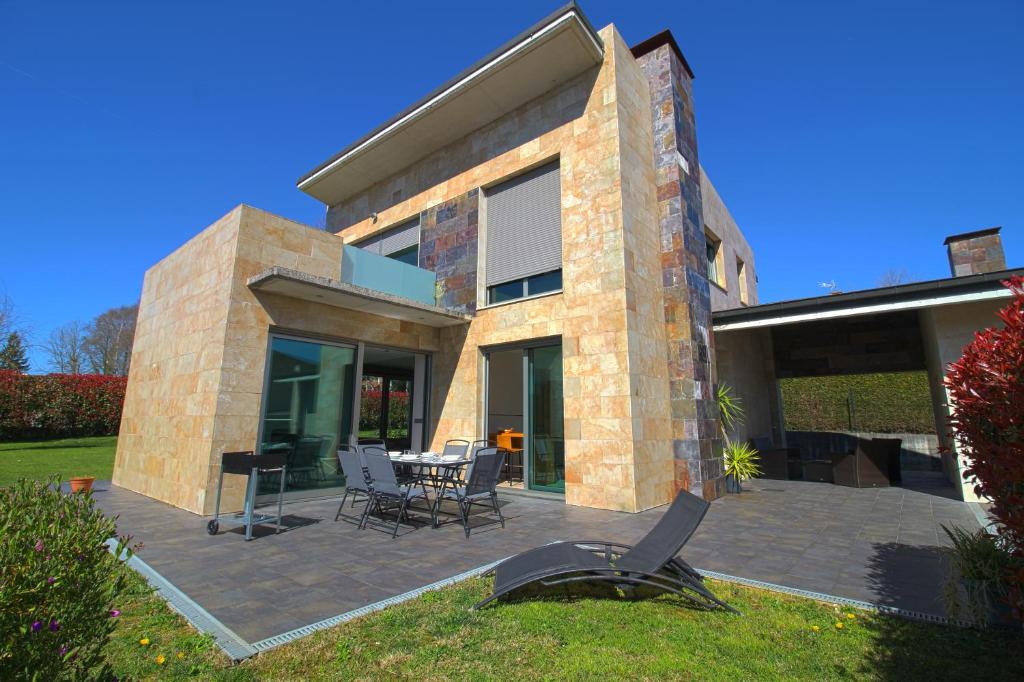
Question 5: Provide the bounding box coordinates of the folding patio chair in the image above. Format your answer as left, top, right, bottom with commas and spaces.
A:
472, 488, 738, 613
360, 449, 430, 538
442, 439, 470, 458
334, 445, 370, 521
434, 446, 506, 536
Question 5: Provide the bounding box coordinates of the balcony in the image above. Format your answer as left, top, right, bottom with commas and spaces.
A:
340, 245, 436, 306
246, 246, 470, 328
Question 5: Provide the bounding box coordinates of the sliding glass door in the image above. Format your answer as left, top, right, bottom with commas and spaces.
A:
257, 336, 356, 496
528, 345, 565, 492
485, 340, 564, 493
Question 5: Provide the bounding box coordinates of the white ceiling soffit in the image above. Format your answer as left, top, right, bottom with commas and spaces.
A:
247, 268, 471, 328
712, 288, 1013, 332
297, 10, 603, 206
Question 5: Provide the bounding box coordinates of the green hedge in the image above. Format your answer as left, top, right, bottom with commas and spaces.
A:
780, 371, 936, 434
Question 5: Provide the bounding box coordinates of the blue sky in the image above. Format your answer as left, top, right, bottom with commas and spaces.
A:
1, 0, 1021, 371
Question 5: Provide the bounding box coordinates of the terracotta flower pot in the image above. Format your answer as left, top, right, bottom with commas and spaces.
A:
69, 477, 95, 493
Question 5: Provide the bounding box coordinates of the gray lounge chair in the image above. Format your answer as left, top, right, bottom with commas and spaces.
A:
472, 489, 738, 613
434, 447, 506, 536
360, 449, 430, 538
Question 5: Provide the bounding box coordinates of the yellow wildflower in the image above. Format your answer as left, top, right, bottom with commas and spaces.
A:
811, 625, 820, 632
846, 613, 856, 620
156, 654, 165, 665
139, 638, 150, 646
835, 622, 844, 629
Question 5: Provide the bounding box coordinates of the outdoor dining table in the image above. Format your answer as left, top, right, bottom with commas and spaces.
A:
387, 451, 473, 528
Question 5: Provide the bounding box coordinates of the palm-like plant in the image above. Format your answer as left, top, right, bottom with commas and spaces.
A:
724, 441, 761, 482
715, 383, 745, 446
717, 383, 761, 491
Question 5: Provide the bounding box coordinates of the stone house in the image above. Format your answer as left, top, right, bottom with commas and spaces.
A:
112, 4, 761, 514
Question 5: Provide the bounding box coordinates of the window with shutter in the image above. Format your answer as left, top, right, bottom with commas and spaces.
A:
354, 218, 420, 265
484, 161, 562, 304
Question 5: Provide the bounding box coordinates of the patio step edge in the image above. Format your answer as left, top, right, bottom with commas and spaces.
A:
104, 539, 258, 662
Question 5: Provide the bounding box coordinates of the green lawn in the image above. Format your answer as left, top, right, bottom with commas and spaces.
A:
102, 574, 1024, 681
0, 436, 117, 487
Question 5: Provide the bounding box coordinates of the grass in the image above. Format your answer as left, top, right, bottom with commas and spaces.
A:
0, 436, 117, 487
103, 574, 1024, 681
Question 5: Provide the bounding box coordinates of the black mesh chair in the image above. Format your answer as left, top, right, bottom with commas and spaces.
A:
334, 446, 369, 521
441, 439, 470, 458
434, 447, 506, 536
360, 449, 430, 538
472, 489, 737, 613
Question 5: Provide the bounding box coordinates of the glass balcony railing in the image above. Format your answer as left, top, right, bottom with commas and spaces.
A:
340, 245, 436, 306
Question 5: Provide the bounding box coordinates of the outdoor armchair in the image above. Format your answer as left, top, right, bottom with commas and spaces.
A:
473, 488, 737, 613
434, 447, 506, 536
360, 449, 430, 538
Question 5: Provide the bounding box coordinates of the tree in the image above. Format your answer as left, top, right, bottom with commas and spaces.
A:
877, 268, 912, 287
44, 321, 87, 374
83, 304, 138, 376
0, 331, 30, 372
945, 275, 1024, 616
0, 293, 13, 340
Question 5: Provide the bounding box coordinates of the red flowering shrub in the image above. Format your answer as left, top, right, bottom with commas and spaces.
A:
0, 371, 127, 440
945, 275, 1024, 614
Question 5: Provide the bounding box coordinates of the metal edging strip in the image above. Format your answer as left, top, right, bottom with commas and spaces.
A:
248, 556, 507, 652
104, 539, 257, 662
693, 567, 973, 628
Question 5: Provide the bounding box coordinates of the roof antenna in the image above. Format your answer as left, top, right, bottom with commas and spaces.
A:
818, 280, 837, 294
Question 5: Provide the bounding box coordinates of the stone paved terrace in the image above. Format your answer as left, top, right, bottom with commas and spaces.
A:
93, 474, 983, 646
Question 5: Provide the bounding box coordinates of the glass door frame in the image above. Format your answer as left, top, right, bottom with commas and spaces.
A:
255, 331, 432, 502
482, 336, 564, 495
254, 331, 358, 503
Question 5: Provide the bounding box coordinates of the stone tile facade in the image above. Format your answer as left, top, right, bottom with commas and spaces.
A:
635, 43, 725, 500
418, 189, 479, 314
114, 206, 442, 514
944, 227, 1006, 277
116, 23, 755, 515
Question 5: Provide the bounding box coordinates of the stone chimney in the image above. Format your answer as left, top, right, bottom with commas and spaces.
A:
944, 227, 1006, 277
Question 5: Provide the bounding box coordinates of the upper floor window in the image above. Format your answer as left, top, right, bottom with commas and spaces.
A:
484, 160, 562, 305
704, 227, 725, 289
354, 218, 420, 266
736, 257, 748, 305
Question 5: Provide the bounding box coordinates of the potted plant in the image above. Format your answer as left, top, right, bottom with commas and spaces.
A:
716, 384, 761, 492
724, 442, 761, 493
941, 524, 1019, 629
68, 476, 95, 493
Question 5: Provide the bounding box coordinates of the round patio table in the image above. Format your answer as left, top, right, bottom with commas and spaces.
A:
388, 452, 473, 527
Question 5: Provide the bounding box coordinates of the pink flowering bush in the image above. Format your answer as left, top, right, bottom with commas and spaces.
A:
0, 477, 133, 679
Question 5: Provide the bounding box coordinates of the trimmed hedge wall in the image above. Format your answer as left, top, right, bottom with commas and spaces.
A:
0, 371, 127, 440
780, 371, 936, 434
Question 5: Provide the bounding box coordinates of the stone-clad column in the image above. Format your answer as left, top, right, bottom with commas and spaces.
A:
634, 40, 724, 500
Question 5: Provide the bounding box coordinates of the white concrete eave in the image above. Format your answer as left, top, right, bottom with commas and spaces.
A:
247, 267, 472, 328
713, 288, 1013, 332
296, 6, 604, 206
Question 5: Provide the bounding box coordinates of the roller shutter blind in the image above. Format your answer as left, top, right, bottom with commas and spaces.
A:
356, 218, 419, 257
485, 161, 561, 286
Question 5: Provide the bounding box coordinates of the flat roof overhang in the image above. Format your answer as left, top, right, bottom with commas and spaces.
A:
247, 267, 472, 328
296, 2, 604, 206
713, 268, 1023, 332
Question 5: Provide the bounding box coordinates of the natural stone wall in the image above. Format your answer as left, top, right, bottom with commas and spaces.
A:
329, 25, 676, 512
701, 168, 758, 311
418, 189, 479, 314
945, 229, 1006, 277
635, 43, 724, 500
115, 205, 442, 514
